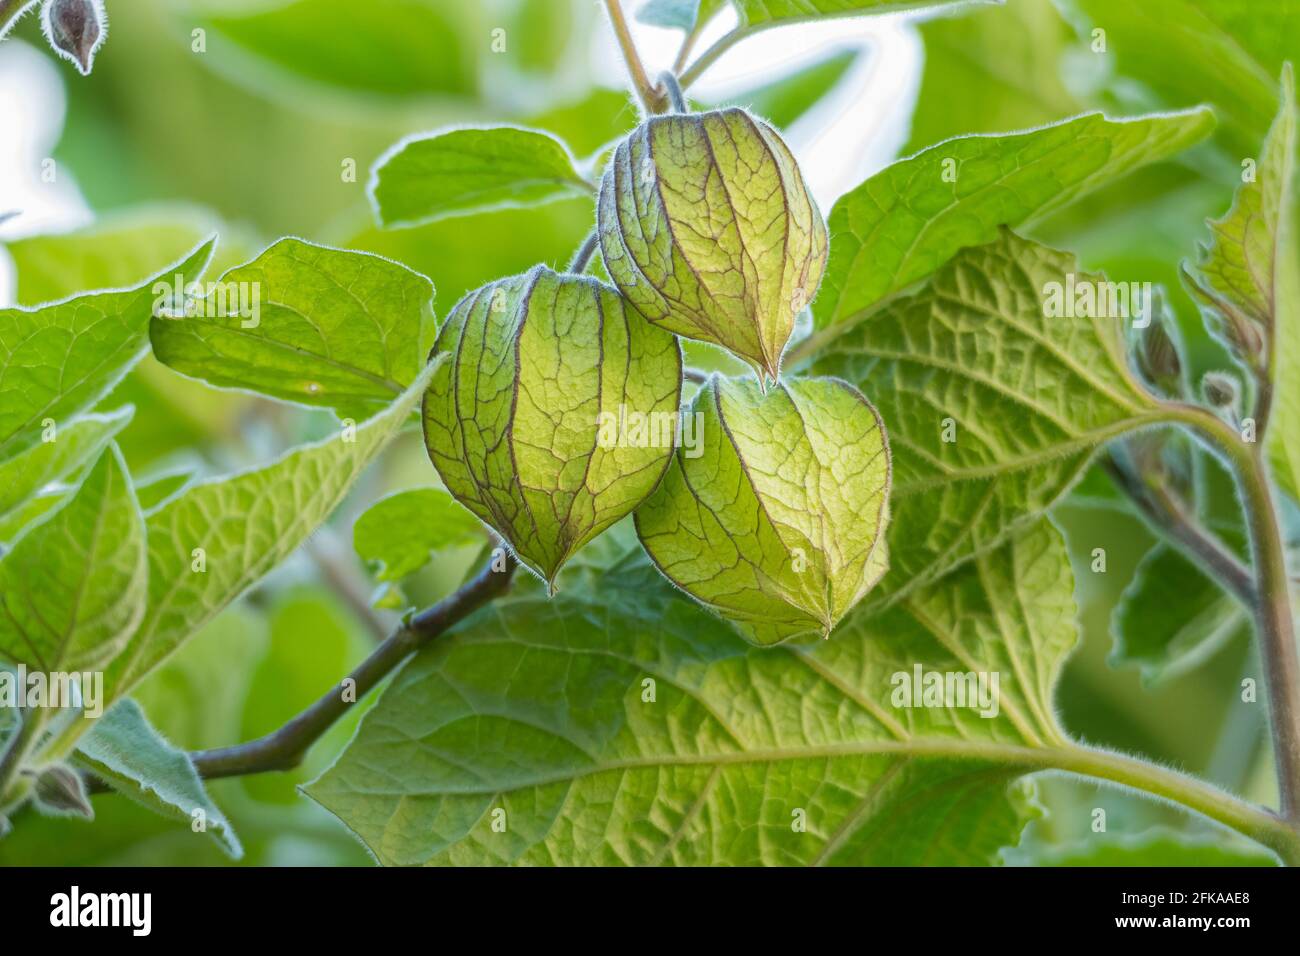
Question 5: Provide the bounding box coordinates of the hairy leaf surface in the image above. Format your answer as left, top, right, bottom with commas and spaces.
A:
371, 126, 593, 228
1184, 67, 1298, 501
353, 487, 484, 582
0, 406, 132, 522
0, 445, 145, 678
308, 520, 1074, 866
0, 239, 213, 461
103, 360, 439, 705
150, 238, 435, 418
73, 699, 241, 857
812, 109, 1215, 334
811, 229, 1165, 597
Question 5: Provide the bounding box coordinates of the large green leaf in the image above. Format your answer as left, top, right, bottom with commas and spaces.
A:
197, 0, 480, 99
353, 487, 483, 583
1183, 67, 1299, 500
0, 445, 145, 678
1111, 544, 1249, 686
308, 519, 1077, 865
905, 0, 1079, 153
72, 699, 241, 857
0, 406, 132, 522
810, 229, 1166, 598
102, 359, 439, 707
150, 238, 435, 417
731, 0, 990, 27
370, 127, 594, 228
0, 239, 214, 462
811, 109, 1215, 334
1062, 0, 1298, 156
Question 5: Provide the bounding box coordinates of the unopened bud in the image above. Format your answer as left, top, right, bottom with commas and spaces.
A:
1135, 316, 1183, 396
42, 0, 105, 75
1202, 371, 1240, 410
33, 764, 93, 818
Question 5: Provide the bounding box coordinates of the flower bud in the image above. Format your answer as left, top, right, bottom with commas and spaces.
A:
635, 374, 890, 645
41, 0, 105, 75
423, 266, 682, 588
598, 108, 828, 383
1202, 371, 1240, 411
1133, 313, 1184, 397
34, 764, 93, 818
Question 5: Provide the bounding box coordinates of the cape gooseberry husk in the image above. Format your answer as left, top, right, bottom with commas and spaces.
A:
423, 265, 683, 588
635, 374, 891, 646
598, 107, 828, 384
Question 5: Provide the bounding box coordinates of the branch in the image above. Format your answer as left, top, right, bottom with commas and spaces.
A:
1103, 453, 1255, 607
189, 552, 517, 780
678, 25, 755, 91
1170, 402, 1300, 822
568, 228, 600, 273
603, 0, 665, 114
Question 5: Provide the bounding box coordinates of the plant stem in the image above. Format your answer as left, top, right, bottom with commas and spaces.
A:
1172, 402, 1300, 821
0, 704, 40, 809
1051, 742, 1300, 864
679, 26, 754, 91
189, 553, 516, 779
658, 71, 688, 112
603, 0, 664, 114
1103, 453, 1255, 606
567, 228, 600, 273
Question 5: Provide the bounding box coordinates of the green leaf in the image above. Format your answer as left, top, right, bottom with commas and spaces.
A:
72, 699, 241, 857
714, 48, 858, 131
0, 406, 132, 522
5, 207, 233, 307
0, 445, 145, 678
0, 238, 214, 461
353, 487, 483, 583
730, 0, 993, 27
810, 229, 1167, 598
904, 0, 1079, 153
1111, 544, 1249, 686
102, 359, 440, 707
1061, 0, 1298, 156
134, 469, 196, 514
811, 109, 1215, 334
198, 0, 479, 99
1183, 67, 1299, 500
307, 519, 1075, 865
1026, 828, 1277, 866
150, 238, 435, 417
635, 375, 890, 645
370, 126, 594, 229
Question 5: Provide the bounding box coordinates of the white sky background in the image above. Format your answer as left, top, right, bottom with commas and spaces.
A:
594, 6, 923, 210
0, 7, 924, 304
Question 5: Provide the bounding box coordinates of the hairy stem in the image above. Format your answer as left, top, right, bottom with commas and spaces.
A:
1172, 403, 1300, 821
603, 0, 664, 113
568, 228, 600, 273
0, 0, 34, 35
658, 71, 689, 113
189, 553, 517, 779
1103, 453, 1255, 606
0, 704, 41, 809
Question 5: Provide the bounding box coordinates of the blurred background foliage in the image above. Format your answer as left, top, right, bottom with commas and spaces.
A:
0, 0, 1290, 865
